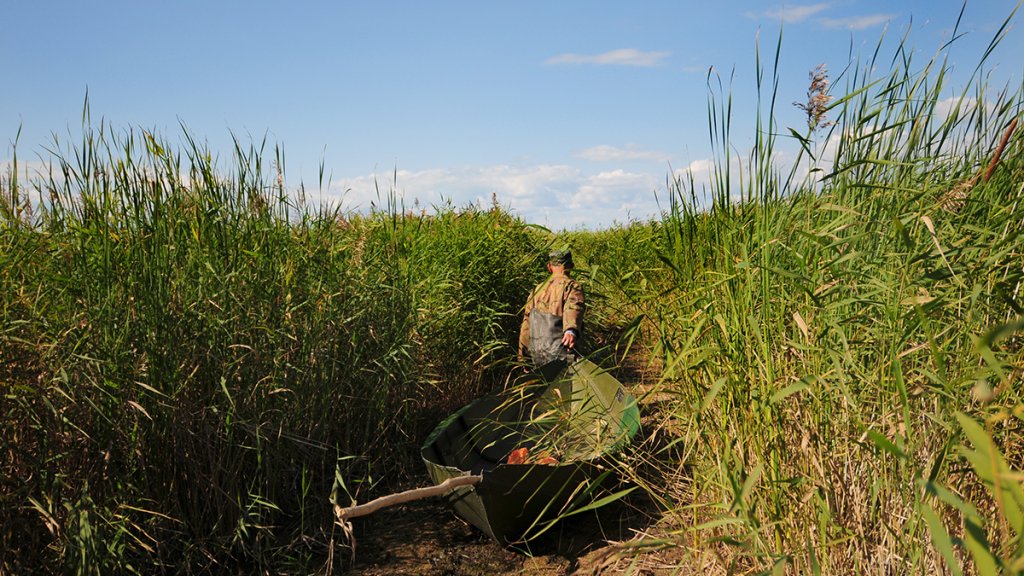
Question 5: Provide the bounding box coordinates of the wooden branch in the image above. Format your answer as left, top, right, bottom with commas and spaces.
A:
334, 475, 483, 521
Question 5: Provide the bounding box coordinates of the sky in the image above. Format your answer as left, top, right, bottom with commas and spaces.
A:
2, 1, 1022, 229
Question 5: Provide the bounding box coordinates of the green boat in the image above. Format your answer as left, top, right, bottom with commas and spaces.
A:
421, 356, 641, 545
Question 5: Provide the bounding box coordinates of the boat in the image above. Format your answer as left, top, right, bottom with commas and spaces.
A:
420, 356, 641, 545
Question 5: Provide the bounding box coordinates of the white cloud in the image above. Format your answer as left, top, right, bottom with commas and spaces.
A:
571, 169, 650, 207
669, 151, 800, 206
760, 3, 830, 23
326, 164, 578, 211
563, 170, 663, 227
934, 96, 984, 119
667, 157, 718, 198
814, 129, 844, 170
685, 158, 714, 176
750, 5, 892, 31
1, 158, 55, 180
820, 14, 893, 30
575, 144, 671, 163
319, 163, 667, 230
544, 48, 670, 68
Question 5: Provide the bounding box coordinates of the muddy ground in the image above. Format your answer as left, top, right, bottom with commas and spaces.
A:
343, 488, 669, 576
341, 352, 693, 575
341, 425, 694, 575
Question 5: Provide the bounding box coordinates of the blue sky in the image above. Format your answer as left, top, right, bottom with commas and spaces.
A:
3, 1, 1022, 229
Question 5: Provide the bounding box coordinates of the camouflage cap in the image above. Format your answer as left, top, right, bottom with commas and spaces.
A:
548, 248, 574, 268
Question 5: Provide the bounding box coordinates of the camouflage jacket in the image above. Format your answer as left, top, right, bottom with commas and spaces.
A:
518, 272, 585, 365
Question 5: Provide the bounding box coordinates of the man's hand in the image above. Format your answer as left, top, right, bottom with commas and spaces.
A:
561, 330, 577, 349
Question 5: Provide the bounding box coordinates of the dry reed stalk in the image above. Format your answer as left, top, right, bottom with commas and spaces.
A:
942, 117, 1019, 212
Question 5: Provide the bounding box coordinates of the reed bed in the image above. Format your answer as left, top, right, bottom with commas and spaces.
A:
3, 10, 1024, 576
575, 13, 1024, 575
0, 127, 546, 573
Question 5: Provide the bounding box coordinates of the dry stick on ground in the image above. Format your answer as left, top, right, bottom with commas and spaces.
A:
333, 475, 483, 522
332, 475, 483, 562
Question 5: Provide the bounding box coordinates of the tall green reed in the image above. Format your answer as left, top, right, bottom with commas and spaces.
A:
606, 12, 1024, 574
0, 121, 541, 573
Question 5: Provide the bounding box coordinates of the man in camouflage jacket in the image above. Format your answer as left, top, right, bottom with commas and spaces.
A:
518, 249, 585, 367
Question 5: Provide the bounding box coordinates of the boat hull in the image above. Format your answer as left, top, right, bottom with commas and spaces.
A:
421, 357, 639, 544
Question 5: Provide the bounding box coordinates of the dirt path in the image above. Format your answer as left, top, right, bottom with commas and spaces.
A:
340, 341, 682, 575
343, 489, 661, 575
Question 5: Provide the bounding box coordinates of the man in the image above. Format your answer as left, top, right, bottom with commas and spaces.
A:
518, 249, 585, 367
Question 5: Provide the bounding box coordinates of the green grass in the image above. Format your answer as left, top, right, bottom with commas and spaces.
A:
3, 9, 1024, 575
570, 10, 1024, 574
0, 126, 546, 573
